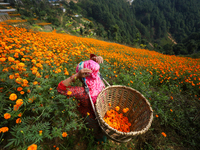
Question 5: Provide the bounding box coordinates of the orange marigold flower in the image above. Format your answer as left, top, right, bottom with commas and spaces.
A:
27, 144, 37, 150
67, 91, 72, 95
56, 147, 59, 150
87, 112, 90, 116
170, 109, 173, 112
20, 91, 25, 95
62, 132, 68, 137
108, 103, 111, 106
161, 132, 167, 137
33, 81, 38, 85
9, 93, 17, 101
0, 57, 6, 62
9, 75, 14, 79
4, 113, 11, 119
17, 87, 23, 91
155, 115, 159, 118
18, 113, 22, 117
16, 118, 21, 124
115, 106, 120, 111
14, 104, 20, 111
0, 127, 9, 133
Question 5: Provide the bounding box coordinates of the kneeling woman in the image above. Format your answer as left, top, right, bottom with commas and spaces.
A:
57, 54, 107, 142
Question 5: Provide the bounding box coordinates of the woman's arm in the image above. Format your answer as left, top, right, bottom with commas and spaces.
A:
62, 68, 92, 87
90, 54, 103, 64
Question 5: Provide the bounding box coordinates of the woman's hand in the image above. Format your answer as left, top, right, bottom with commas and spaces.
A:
77, 68, 92, 78
91, 56, 103, 64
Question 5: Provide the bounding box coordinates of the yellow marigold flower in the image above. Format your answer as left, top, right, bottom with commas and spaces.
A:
62, 132, 68, 137
0, 127, 9, 133
27, 144, 37, 150
16, 99, 23, 106
87, 112, 90, 116
4, 113, 11, 119
9, 93, 17, 101
67, 91, 72, 95
16, 118, 21, 124
18, 63, 25, 67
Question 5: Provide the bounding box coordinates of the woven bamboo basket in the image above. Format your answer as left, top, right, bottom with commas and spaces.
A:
96, 85, 153, 143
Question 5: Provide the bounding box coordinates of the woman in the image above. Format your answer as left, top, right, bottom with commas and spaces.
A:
57, 54, 107, 143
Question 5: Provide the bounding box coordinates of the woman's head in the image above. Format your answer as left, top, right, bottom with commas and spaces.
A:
76, 60, 100, 79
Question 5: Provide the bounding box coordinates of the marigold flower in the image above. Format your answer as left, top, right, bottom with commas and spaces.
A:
62, 132, 68, 137
27, 144, 37, 150
161, 132, 167, 137
0, 127, 9, 133
9, 93, 17, 101
155, 114, 159, 118
39, 130, 42, 136
170, 109, 173, 112
115, 106, 120, 111
14, 104, 20, 111
108, 103, 111, 106
87, 112, 90, 116
16, 99, 23, 106
56, 147, 59, 150
67, 91, 72, 95
0, 57, 6, 62
17, 87, 23, 91
18, 113, 22, 117
33, 81, 38, 85
16, 118, 21, 124
9, 75, 14, 79
20, 91, 25, 95
4, 113, 11, 119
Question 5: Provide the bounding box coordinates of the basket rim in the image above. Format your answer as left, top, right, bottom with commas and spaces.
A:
96, 85, 154, 136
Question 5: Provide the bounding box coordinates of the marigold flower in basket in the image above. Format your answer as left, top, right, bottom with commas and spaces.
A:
4, 113, 11, 119
104, 108, 131, 133
115, 106, 120, 111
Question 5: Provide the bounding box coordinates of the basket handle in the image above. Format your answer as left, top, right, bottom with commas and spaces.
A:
99, 73, 110, 86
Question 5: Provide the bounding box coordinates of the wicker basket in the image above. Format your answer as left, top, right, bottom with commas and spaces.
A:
96, 85, 153, 143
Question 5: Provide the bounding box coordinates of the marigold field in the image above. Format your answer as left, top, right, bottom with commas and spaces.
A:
0, 22, 200, 150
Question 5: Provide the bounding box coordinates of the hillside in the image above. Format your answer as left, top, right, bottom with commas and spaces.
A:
0, 20, 200, 149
